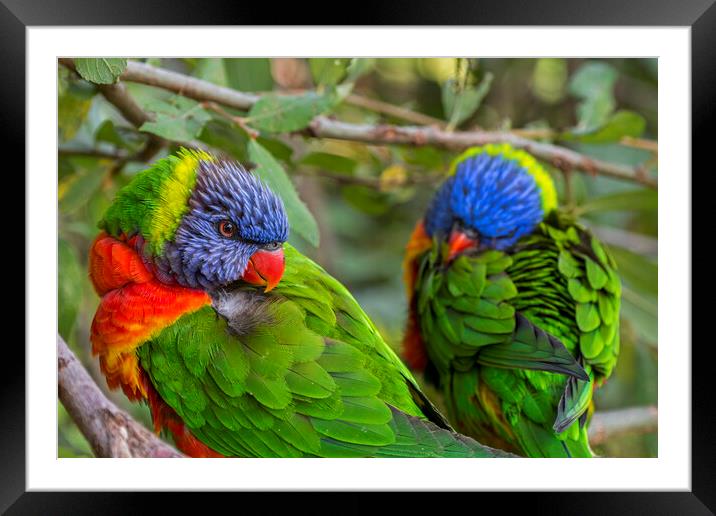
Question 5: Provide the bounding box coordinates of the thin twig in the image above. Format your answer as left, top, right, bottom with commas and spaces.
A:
345, 93, 447, 127
57, 334, 184, 458
201, 101, 259, 139
510, 128, 658, 154
58, 148, 128, 161
620, 136, 659, 153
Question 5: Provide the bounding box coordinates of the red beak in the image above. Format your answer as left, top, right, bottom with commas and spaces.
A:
241, 247, 285, 292
447, 229, 477, 262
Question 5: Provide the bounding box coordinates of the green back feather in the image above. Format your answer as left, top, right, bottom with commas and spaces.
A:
138, 244, 510, 457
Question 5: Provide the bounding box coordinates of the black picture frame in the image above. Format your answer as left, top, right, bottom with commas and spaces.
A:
7, 0, 708, 512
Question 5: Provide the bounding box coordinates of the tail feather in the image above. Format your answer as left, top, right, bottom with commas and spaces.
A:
513, 417, 594, 458
374, 408, 516, 458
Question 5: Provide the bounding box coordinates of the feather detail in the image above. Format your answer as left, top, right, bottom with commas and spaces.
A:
89, 233, 211, 400
401, 220, 432, 371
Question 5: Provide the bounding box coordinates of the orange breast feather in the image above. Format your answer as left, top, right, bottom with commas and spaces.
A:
401, 221, 433, 371
88, 233, 210, 400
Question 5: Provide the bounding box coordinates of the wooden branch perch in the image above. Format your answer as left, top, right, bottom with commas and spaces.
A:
57, 59, 656, 189
57, 335, 184, 458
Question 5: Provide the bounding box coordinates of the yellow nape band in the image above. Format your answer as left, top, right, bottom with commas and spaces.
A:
148, 148, 216, 254
447, 143, 558, 214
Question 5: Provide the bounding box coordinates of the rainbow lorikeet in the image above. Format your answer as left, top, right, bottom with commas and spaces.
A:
89, 149, 512, 458
402, 144, 621, 458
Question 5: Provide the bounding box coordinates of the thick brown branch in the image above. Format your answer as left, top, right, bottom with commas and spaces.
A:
122, 60, 259, 110
588, 405, 658, 446
103, 60, 655, 189
57, 335, 183, 458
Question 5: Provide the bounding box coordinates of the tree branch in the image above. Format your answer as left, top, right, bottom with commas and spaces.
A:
306, 118, 657, 188
588, 405, 658, 446
57, 334, 183, 458
345, 93, 447, 127
99, 60, 655, 189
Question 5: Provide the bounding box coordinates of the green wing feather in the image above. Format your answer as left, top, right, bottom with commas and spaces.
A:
138, 244, 509, 458
414, 210, 620, 457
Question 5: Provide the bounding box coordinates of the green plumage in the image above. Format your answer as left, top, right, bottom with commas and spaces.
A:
414, 210, 620, 457
138, 244, 511, 458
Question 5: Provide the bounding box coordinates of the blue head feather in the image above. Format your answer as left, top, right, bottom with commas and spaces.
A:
151, 160, 289, 290
424, 152, 544, 251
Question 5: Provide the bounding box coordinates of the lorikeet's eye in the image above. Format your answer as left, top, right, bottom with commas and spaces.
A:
218, 220, 237, 238
263, 241, 282, 251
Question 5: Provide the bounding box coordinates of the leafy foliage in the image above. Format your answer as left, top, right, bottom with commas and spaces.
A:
248, 91, 337, 133
75, 58, 128, 84
140, 96, 212, 141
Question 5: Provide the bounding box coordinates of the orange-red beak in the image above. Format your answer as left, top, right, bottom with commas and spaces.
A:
447, 229, 477, 262
241, 247, 285, 292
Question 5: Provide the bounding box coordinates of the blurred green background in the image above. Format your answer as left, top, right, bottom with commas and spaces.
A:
58, 58, 657, 458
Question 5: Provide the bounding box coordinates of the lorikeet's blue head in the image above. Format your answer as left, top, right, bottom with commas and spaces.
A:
423, 144, 556, 259
147, 156, 289, 292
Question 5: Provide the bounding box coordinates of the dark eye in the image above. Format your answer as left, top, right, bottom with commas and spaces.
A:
263, 241, 282, 251
218, 220, 237, 239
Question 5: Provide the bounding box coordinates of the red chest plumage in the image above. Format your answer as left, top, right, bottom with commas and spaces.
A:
88, 233, 210, 400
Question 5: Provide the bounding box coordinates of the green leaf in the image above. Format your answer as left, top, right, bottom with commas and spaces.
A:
58, 164, 106, 214
341, 186, 390, 215
198, 119, 249, 161
565, 110, 646, 143
568, 61, 618, 131
247, 92, 336, 133
577, 189, 657, 214
74, 58, 127, 84
299, 152, 357, 175
255, 137, 294, 163
345, 58, 376, 82
248, 140, 319, 246
223, 58, 273, 92
58, 239, 84, 339
531, 58, 567, 104
58, 78, 95, 142
140, 96, 212, 141
94, 120, 145, 151
442, 72, 493, 128
190, 58, 227, 85
309, 58, 351, 86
